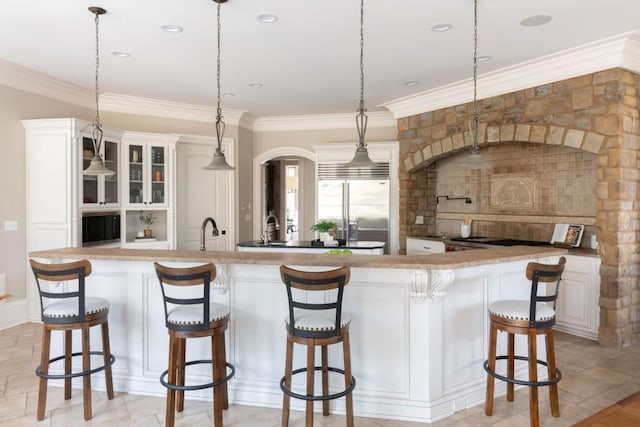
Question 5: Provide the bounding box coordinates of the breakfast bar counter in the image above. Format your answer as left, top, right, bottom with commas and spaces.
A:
29, 245, 567, 423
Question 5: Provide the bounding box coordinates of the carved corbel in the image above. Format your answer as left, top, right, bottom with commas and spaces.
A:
429, 269, 455, 300
213, 264, 229, 294
410, 269, 455, 303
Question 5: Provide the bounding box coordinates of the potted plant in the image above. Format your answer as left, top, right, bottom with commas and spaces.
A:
310, 219, 338, 242
138, 212, 156, 238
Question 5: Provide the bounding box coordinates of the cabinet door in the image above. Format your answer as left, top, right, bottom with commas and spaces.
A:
149, 144, 167, 206
81, 136, 119, 207
126, 143, 167, 207
127, 144, 145, 205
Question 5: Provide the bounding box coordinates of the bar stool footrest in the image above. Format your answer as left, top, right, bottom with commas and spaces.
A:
483, 355, 562, 387
35, 351, 116, 380
280, 366, 356, 402
160, 359, 235, 392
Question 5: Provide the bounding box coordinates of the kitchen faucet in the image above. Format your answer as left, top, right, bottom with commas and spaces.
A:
200, 217, 219, 251
262, 214, 280, 245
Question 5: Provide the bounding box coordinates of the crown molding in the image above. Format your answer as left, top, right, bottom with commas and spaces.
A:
252, 111, 396, 132
100, 93, 247, 126
0, 59, 93, 108
381, 31, 640, 119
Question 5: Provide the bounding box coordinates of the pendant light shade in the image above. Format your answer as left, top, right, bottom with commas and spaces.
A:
83, 6, 115, 176
344, 0, 376, 169
203, 0, 234, 171
464, 0, 491, 170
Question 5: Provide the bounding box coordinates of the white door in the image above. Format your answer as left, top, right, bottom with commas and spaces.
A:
176, 137, 235, 251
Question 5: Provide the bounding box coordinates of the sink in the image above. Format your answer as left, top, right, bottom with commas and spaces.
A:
268, 240, 287, 246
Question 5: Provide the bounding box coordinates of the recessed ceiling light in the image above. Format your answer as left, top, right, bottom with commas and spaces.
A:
161, 24, 183, 33
431, 23, 452, 32
257, 14, 278, 24
520, 15, 552, 27
111, 51, 130, 58
248, 83, 263, 88
222, 93, 234, 97
404, 80, 419, 86
477, 55, 491, 62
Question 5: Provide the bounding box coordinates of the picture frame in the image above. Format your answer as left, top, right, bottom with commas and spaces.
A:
550, 223, 584, 248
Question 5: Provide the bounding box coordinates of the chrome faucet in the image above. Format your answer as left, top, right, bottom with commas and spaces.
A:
200, 217, 219, 251
261, 214, 280, 245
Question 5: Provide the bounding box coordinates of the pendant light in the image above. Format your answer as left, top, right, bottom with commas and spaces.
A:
344, 0, 377, 168
463, 0, 491, 170
83, 6, 115, 176
203, 0, 234, 170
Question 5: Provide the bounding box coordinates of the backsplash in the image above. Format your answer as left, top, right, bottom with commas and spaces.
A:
431, 141, 596, 245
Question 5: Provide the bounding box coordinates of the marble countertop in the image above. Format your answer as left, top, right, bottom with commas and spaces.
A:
409, 235, 599, 258
29, 245, 568, 270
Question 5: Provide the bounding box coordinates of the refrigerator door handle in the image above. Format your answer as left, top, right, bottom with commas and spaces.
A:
344, 182, 349, 240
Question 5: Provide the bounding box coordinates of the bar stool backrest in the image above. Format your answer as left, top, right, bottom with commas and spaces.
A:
154, 262, 217, 332
525, 256, 566, 329
29, 259, 92, 324
280, 265, 351, 339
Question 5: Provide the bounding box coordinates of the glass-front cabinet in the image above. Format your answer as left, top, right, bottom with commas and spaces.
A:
81, 136, 119, 207
124, 139, 168, 208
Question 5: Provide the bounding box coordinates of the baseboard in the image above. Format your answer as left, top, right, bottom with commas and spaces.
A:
0, 297, 29, 330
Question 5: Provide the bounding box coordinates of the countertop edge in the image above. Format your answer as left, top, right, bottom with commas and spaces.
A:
29, 246, 569, 270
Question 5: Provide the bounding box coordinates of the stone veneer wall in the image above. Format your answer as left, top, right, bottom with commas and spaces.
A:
397, 68, 640, 347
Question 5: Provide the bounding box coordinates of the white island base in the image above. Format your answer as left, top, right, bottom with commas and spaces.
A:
28, 247, 565, 423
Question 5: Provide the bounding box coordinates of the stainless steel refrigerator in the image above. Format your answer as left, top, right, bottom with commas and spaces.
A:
317, 163, 390, 253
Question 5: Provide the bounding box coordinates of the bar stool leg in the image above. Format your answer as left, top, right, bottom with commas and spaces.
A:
176, 338, 186, 412
527, 329, 539, 427
485, 321, 497, 416
37, 327, 51, 421
546, 330, 560, 417
321, 345, 329, 416
101, 321, 114, 399
507, 332, 515, 401
82, 322, 92, 420
343, 332, 354, 427
305, 342, 315, 427
166, 333, 178, 427
218, 328, 229, 409
212, 331, 223, 427
64, 330, 72, 400
282, 337, 294, 427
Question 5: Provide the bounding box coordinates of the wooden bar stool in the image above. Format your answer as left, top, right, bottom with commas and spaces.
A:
484, 256, 566, 427
29, 259, 115, 421
154, 262, 235, 427
279, 265, 356, 427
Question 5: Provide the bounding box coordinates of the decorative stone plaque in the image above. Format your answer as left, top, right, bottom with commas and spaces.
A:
491, 174, 535, 209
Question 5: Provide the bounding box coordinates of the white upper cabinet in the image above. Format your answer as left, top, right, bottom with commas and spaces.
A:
122, 132, 178, 209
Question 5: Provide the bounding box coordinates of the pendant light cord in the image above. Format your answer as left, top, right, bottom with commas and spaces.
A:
92, 9, 104, 155
215, 0, 225, 152
356, 0, 368, 147
472, 0, 479, 153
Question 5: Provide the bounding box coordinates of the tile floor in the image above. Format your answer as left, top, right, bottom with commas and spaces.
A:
1, 322, 640, 426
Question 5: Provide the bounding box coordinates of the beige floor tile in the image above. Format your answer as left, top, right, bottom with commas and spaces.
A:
1, 325, 640, 427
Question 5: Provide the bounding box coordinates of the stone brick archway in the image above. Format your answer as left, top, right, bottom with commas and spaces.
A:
396, 68, 640, 347
402, 123, 604, 173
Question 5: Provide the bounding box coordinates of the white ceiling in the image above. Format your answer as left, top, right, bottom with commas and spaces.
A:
1, 0, 639, 119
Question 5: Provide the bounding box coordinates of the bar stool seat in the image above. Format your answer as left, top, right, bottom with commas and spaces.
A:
484, 256, 566, 427
279, 265, 356, 427
154, 262, 235, 427
29, 259, 115, 421
43, 297, 109, 318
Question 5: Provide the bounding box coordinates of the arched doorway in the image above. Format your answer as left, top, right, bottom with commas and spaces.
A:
253, 147, 316, 241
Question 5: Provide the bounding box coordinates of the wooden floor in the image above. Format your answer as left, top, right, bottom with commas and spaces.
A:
572, 391, 640, 426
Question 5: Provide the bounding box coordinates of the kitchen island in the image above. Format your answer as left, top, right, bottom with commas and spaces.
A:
28, 245, 567, 423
